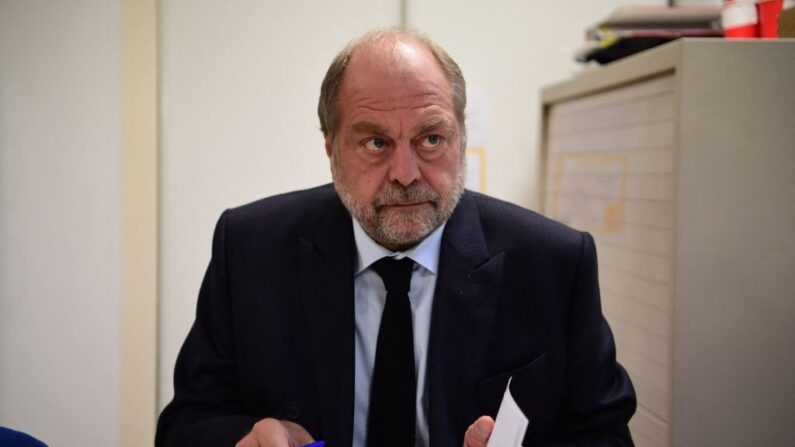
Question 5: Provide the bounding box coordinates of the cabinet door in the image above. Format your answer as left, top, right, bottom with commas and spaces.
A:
543, 73, 677, 447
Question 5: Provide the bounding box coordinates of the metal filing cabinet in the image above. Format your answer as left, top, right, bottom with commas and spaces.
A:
539, 39, 795, 447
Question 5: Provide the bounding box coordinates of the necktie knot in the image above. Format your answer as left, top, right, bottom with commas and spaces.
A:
371, 257, 414, 295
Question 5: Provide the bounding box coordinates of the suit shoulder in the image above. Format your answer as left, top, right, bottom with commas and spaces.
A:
220, 183, 340, 236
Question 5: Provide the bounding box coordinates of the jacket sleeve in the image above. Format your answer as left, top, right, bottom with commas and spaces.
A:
546, 232, 637, 446
156, 210, 259, 446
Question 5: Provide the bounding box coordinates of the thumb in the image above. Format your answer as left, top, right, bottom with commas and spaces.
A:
282, 420, 315, 446
463, 415, 495, 447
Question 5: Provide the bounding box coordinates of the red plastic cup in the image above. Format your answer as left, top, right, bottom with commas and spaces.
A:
723, 1, 760, 38
757, 0, 783, 37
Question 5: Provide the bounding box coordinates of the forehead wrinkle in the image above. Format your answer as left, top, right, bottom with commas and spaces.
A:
346, 98, 452, 125
347, 91, 450, 112
345, 100, 450, 137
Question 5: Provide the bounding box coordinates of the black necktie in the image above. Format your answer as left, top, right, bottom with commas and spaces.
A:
366, 257, 416, 447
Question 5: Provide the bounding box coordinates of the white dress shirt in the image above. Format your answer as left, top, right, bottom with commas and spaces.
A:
351, 219, 446, 447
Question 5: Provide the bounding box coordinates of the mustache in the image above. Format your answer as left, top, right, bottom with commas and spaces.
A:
373, 182, 440, 209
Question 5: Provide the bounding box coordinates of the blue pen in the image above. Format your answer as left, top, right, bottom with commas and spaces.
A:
302, 442, 325, 447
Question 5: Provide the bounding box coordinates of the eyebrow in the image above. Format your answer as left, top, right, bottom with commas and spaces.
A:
348, 117, 456, 138
349, 121, 388, 136
414, 117, 455, 135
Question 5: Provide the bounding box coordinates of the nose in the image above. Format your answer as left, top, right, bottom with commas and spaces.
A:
387, 142, 421, 187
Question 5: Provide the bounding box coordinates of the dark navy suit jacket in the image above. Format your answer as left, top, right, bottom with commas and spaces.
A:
156, 184, 636, 446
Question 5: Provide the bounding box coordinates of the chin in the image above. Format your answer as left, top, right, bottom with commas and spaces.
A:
374, 217, 438, 251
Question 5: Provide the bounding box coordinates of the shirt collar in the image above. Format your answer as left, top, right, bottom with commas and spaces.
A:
352, 218, 446, 276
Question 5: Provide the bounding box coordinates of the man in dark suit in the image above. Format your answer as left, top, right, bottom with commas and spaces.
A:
156, 29, 635, 447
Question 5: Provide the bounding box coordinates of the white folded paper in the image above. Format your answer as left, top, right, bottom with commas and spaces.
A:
486, 377, 529, 447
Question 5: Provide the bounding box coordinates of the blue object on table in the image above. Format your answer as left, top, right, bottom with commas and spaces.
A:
302, 442, 325, 447
0, 427, 48, 447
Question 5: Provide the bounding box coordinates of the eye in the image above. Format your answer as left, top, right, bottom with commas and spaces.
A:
364, 137, 388, 152
419, 134, 442, 149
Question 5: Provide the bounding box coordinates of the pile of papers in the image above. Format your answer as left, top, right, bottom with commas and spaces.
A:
576, 5, 723, 65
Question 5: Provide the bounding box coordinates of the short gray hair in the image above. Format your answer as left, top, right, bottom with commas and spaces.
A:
318, 29, 467, 148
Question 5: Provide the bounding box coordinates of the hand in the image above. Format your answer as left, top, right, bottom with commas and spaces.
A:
462, 415, 495, 447
235, 418, 315, 447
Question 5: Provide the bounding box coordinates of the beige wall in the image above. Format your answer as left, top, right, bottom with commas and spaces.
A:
119, 0, 158, 444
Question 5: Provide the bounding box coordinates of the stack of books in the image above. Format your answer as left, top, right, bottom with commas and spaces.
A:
576, 5, 723, 65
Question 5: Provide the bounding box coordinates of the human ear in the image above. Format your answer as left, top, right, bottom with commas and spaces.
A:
324, 136, 333, 158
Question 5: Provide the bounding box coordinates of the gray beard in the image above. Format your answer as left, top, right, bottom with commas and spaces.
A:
332, 154, 466, 251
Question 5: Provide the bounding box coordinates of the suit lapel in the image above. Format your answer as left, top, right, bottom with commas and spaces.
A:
298, 194, 355, 446
297, 190, 504, 446
426, 193, 505, 446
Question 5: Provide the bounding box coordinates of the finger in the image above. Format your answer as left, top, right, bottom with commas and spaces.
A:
282, 420, 315, 446
238, 418, 292, 447
463, 415, 495, 447
235, 431, 257, 447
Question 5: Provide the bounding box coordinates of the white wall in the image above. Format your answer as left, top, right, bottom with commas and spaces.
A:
0, 0, 121, 445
